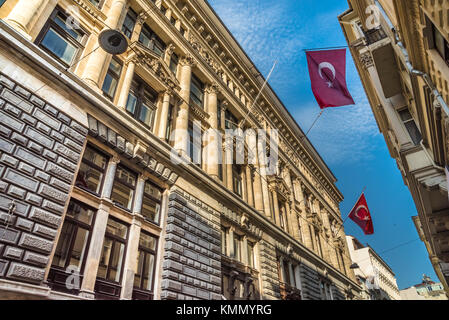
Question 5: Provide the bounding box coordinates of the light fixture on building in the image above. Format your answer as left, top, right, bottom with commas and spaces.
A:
350, 263, 360, 269
98, 29, 128, 55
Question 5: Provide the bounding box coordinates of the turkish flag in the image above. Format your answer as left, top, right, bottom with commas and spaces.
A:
306, 49, 355, 109
348, 193, 374, 235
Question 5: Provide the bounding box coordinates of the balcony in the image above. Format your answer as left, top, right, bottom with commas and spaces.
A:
279, 282, 302, 300
364, 27, 387, 45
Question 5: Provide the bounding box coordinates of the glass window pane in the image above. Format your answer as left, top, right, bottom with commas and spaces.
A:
76, 162, 103, 194
108, 242, 125, 282
97, 238, 113, 279
126, 93, 138, 114
115, 166, 136, 186
144, 182, 162, 200
134, 251, 144, 287
52, 222, 76, 268
141, 196, 160, 223
102, 73, 118, 98
106, 219, 128, 239
139, 104, 154, 127
398, 109, 412, 121
111, 181, 134, 210
65, 201, 95, 225
69, 228, 90, 270
139, 233, 157, 251
53, 14, 82, 40
41, 28, 77, 64
404, 121, 422, 145
142, 253, 155, 290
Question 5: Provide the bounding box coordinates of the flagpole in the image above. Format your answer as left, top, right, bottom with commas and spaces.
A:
301, 109, 325, 140
333, 186, 366, 238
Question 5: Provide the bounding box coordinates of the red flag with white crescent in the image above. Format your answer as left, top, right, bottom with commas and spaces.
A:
306, 49, 355, 109
348, 193, 374, 235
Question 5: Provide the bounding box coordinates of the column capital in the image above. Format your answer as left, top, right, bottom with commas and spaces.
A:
111, 154, 121, 164
221, 100, 229, 111
205, 82, 220, 95
180, 54, 196, 67
139, 171, 152, 181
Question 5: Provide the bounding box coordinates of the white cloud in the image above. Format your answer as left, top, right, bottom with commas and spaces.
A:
209, 0, 382, 166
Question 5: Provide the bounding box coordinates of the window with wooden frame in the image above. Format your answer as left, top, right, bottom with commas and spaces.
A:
49, 200, 96, 292
233, 234, 242, 262
190, 73, 205, 109
102, 58, 122, 100
88, 0, 104, 8
110, 165, 137, 211
75, 145, 109, 195
232, 165, 243, 197
121, 8, 137, 39
133, 232, 158, 299
96, 218, 129, 283
165, 103, 175, 145
169, 53, 179, 75
36, 7, 86, 66
398, 108, 422, 145
140, 181, 162, 224
139, 23, 166, 57
125, 77, 158, 130
188, 120, 202, 165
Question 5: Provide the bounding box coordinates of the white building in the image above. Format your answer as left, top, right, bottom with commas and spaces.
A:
346, 236, 401, 300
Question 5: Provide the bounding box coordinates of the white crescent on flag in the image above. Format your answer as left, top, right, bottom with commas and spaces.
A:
318, 62, 336, 88
355, 205, 370, 221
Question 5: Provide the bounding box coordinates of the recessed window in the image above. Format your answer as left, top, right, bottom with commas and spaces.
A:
233, 234, 242, 262
225, 109, 238, 130
433, 24, 449, 65
89, 0, 102, 8
139, 23, 166, 56
190, 74, 204, 109
75, 145, 108, 195
232, 165, 243, 197
102, 58, 122, 100
36, 8, 85, 66
0, 0, 6, 7
180, 26, 186, 37
170, 16, 176, 26
111, 165, 137, 211
221, 227, 228, 255
160, 5, 167, 16
126, 77, 158, 129
169, 53, 178, 75
165, 103, 175, 145
188, 120, 202, 165
141, 181, 162, 224
97, 218, 128, 283
134, 232, 158, 297
247, 241, 255, 268
398, 108, 422, 145
51, 200, 95, 271
121, 8, 137, 39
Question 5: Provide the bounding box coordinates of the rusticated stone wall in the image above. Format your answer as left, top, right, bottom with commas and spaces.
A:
0, 73, 87, 284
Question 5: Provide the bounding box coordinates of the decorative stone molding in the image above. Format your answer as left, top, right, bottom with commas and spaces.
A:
87, 115, 179, 185
359, 51, 374, 69
179, 54, 197, 67
219, 204, 263, 240
205, 82, 220, 95
188, 34, 222, 75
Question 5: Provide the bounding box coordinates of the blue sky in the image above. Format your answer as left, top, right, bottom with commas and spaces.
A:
208, 0, 437, 289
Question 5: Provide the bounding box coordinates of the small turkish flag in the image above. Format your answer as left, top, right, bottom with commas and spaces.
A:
348, 193, 374, 235
306, 49, 355, 109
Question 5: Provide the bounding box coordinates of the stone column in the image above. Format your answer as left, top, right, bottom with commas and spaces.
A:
80, 203, 110, 298
285, 201, 293, 235
174, 55, 195, 156
117, 59, 136, 109
101, 155, 120, 199
246, 165, 254, 207
247, 129, 263, 212
157, 91, 173, 139
241, 166, 248, 202
5, 0, 56, 39
82, 0, 128, 87
133, 173, 148, 214
205, 83, 220, 178
121, 218, 142, 299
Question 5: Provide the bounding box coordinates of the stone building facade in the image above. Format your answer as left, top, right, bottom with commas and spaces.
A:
338, 0, 449, 295
0, 0, 359, 300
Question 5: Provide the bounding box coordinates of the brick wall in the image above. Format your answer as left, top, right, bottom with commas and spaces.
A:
160, 188, 222, 300
0, 73, 87, 284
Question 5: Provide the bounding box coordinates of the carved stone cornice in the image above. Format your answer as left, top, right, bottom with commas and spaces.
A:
205, 82, 220, 95
137, 11, 149, 25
